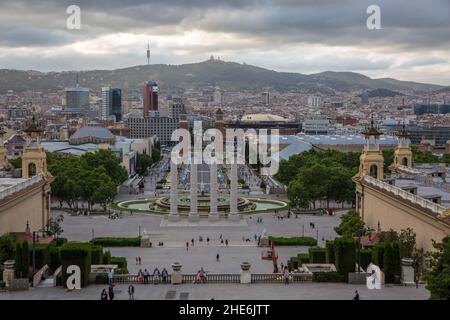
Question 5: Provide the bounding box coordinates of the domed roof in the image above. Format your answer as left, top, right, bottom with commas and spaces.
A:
241, 113, 289, 122
71, 122, 114, 140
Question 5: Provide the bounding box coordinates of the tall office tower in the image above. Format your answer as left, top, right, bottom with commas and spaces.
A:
308, 95, 322, 108
262, 91, 270, 106
361, 91, 369, 105
101, 87, 122, 121
111, 88, 122, 121
101, 87, 112, 119
143, 81, 159, 117
65, 87, 90, 113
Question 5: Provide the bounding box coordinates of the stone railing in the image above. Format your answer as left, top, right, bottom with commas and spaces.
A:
113, 273, 312, 284
33, 264, 48, 287
0, 174, 43, 201
396, 165, 423, 175
363, 175, 446, 216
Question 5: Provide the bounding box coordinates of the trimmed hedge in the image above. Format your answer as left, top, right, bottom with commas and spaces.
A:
372, 243, 385, 269
334, 237, 356, 279
103, 251, 111, 264
383, 242, 401, 284
269, 236, 317, 246
30, 243, 50, 270
309, 248, 327, 264
110, 256, 127, 269
91, 237, 141, 247
60, 242, 92, 288
313, 271, 346, 283
326, 240, 335, 264
297, 253, 310, 265
90, 245, 103, 265
359, 249, 373, 270
289, 257, 299, 270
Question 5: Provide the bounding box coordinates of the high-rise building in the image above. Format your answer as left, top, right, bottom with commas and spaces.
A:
65, 87, 89, 113
361, 91, 369, 105
111, 88, 122, 121
101, 87, 122, 121
143, 81, 158, 117
308, 96, 321, 108
262, 92, 270, 106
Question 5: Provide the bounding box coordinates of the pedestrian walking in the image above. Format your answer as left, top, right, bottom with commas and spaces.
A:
100, 288, 108, 300
353, 290, 359, 300
225, 239, 228, 247
186, 241, 189, 251
128, 284, 135, 300
191, 238, 195, 246
138, 256, 142, 265
107, 269, 114, 285
108, 284, 115, 300
283, 267, 289, 285
216, 253, 220, 262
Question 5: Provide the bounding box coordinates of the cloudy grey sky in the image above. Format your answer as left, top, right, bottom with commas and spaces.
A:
0, 0, 449, 85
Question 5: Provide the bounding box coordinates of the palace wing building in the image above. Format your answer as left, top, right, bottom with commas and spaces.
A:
353, 121, 450, 252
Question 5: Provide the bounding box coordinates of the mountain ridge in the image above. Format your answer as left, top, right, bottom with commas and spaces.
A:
0, 59, 444, 94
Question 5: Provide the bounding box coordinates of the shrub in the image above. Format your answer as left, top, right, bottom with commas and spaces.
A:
334, 237, 356, 279
90, 245, 103, 265
47, 244, 61, 274
297, 253, 310, 265
309, 248, 327, 264
21, 241, 29, 278
51, 238, 68, 247
95, 273, 108, 284
30, 244, 50, 270
384, 242, 401, 284
326, 240, 335, 264
359, 249, 373, 270
60, 242, 92, 288
372, 243, 385, 269
0, 234, 16, 265
110, 256, 127, 269
14, 242, 23, 278
289, 257, 298, 270
91, 237, 141, 247
269, 236, 317, 246
103, 251, 111, 264
313, 271, 346, 283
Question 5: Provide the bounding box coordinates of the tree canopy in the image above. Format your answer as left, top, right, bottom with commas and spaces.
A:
426, 236, 450, 300
47, 149, 127, 211
334, 210, 365, 238
276, 150, 359, 208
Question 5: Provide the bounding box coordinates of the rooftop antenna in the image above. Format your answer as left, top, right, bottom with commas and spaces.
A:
76, 73, 79, 88
147, 42, 150, 65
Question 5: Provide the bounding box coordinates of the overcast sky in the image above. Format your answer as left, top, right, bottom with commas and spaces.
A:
0, 0, 449, 85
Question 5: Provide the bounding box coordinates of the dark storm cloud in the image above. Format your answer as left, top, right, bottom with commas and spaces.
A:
1, 0, 449, 49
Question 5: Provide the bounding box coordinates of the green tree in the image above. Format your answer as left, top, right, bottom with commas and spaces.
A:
425, 236, 450, 299
398, 228, 416, 258
21, 241, 29, 278
0, 235, 16, 265
382, 148, 394, 173
14, 242, 23, 278
334, 210, 364, 238
136, 153, 153, 176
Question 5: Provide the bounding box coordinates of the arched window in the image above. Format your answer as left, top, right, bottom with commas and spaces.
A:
28, 162, 37, 177
369, 164, 378, 178
402, 157, 408, 166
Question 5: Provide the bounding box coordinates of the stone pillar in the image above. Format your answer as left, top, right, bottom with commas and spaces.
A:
168, 160, 179, 222
229, 163, 239, 221
189, 159, 199, 221
240, 262, 251, 284
3, 260, 15, 289
171, 262, 182, 285
209, 163, 219, 221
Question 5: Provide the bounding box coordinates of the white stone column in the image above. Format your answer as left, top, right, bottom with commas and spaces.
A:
189, 159, 199, 221
209, 163, 219, 221
229, 162, 239, 221
168, 160, 179, 222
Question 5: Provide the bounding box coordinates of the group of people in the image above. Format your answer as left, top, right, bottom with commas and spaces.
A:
137, 267, 169, 284
195, 267, 207, 284
135, 256, 142, 265
256, 216, 263, 223
185, 235, 229, 250
100, 284, 115, 300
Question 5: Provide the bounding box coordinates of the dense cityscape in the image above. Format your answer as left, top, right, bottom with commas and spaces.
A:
0, 0, 449, 313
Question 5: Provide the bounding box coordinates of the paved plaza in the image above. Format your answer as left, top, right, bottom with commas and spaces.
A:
0, 283, 429, 300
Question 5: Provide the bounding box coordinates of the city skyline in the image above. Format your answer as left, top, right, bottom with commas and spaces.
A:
0, 0, 449, 85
